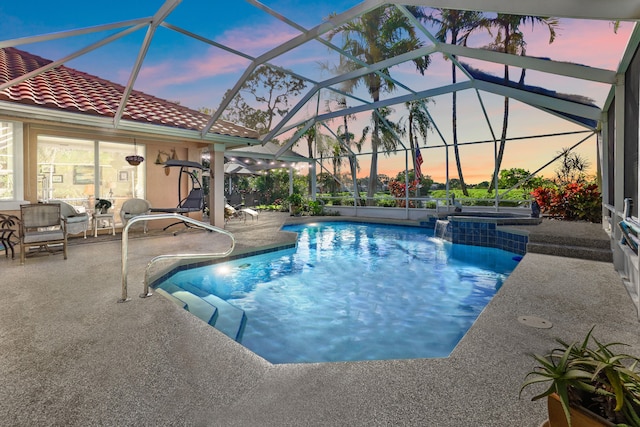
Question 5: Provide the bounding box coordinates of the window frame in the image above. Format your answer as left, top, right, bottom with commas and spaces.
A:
0, 120, 24, 210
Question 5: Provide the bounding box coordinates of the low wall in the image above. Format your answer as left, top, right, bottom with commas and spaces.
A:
328, 205, 533, 221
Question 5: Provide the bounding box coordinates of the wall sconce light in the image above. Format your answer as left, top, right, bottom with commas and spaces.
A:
155, 148, 177, 175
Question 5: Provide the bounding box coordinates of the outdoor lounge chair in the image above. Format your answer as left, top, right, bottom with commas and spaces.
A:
20, 203, 67, 265
224, 204, 259, 223
51, 200, 90, 238
120, 198, 152, 233
150, 159, 205, 232
240, 207, 259, 222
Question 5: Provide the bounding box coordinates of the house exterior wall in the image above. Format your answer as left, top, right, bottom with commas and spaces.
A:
1, 116, 206, 230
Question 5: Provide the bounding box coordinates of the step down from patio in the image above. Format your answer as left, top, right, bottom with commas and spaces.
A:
178, 282, 247, 342
160, 283, 219, 326
526, 232, 612, 262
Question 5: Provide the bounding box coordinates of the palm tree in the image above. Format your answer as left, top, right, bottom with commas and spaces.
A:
427, 9, 485, 197
335, 96, 366, 203
297, 122, 333, 193
360, 106, 406, 192
330, 141, 346, 193
405, 100, 432, 169
404, 100, 432, 196
485, 14, 559, 193
328, 6, 429, 205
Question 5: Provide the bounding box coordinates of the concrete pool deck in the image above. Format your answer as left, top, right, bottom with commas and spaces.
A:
1, 212, 638, 426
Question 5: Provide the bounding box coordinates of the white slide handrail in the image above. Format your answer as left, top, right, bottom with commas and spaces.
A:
119, 213, 235, 302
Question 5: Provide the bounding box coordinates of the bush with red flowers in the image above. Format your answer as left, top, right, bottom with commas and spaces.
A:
530, 182, 601, 223
388, 180, 418, 208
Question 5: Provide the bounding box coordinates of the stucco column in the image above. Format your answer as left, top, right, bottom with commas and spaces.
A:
209, 143, 226, 228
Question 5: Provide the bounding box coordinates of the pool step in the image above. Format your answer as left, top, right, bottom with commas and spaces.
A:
176, 282, 247, 342
159, 283, 219, 326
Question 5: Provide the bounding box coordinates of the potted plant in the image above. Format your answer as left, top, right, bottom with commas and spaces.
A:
520, 327, 640, 426
287, 193, 304, 216
95, 198, 112, 214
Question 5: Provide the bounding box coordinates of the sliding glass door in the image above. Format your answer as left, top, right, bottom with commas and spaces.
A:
37, 135, 146, 222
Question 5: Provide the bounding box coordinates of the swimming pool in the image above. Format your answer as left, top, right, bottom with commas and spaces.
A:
155, 221, 520, 363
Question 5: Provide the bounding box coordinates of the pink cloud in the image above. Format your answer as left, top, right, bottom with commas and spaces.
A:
218, 24, 301, 57
134, 22, 305, 92
517, 19, 632, 70
186, 52, 251, 78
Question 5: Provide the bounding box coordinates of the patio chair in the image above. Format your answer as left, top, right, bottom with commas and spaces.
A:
225, 203, 239, 222
223, 204, 258, 224
0, 213, 20, 259
150, 160, 205, 232
239, 207, 259, 223
51, 200, 90, 238
120, 198, 151, 233
20, 203, 68, 265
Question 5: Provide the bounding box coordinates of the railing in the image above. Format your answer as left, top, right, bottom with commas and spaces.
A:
119, 213, 235, 303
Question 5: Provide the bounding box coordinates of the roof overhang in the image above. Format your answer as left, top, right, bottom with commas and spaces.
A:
0, 100, 261, 147
226, 141, 312, 164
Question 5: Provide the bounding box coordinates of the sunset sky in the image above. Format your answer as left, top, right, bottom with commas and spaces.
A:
0, 1, 634, 183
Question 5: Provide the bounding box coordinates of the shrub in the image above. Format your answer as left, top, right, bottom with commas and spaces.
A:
375, 194, 397, 207
308, 200, 324, 216
388, 180, 417, 207
424, 201, 437, 209
531, 182, 601, 223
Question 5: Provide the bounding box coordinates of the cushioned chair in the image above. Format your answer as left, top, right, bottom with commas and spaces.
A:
225, 203, 239, 222
50, 200, 90, 238
20, 203, 68, 265
120, 198, 151, 233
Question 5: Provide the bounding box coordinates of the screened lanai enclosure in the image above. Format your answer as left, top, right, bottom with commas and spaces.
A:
2, 1, 640, 311
1, 1, 634, 209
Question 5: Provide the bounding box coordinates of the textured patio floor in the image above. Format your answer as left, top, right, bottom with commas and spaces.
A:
1, 212, 637, 426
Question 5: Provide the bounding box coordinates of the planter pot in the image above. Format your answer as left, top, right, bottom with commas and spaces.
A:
547, 393, 614, 427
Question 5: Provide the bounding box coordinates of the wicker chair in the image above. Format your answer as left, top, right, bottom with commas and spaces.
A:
50, 200, 90, 238
120, 198, 151, 233
20, 203, 67, 265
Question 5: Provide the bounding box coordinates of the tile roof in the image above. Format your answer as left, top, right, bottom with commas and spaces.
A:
0, 47, 259, 140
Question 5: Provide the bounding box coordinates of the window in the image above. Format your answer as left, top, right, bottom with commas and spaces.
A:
0, 121, 24, 209
37, 135, 145, 221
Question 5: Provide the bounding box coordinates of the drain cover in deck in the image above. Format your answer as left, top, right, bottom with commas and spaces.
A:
518, 315, 553, 329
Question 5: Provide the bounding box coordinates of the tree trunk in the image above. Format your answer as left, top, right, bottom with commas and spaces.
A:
345, 113, 361, 205
452, 62, 469, 197
367, 111, 379, 206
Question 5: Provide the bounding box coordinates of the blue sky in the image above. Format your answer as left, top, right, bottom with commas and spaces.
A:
1, 1, 362, 108
0, 1, 634, 182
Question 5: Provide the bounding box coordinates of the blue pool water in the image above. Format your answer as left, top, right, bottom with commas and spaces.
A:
156, 222, 519, 364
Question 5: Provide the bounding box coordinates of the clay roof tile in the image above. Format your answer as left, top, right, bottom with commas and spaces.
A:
0, 47, 259, 140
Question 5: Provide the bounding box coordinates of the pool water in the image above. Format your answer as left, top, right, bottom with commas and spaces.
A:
156, 222, 520, 364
